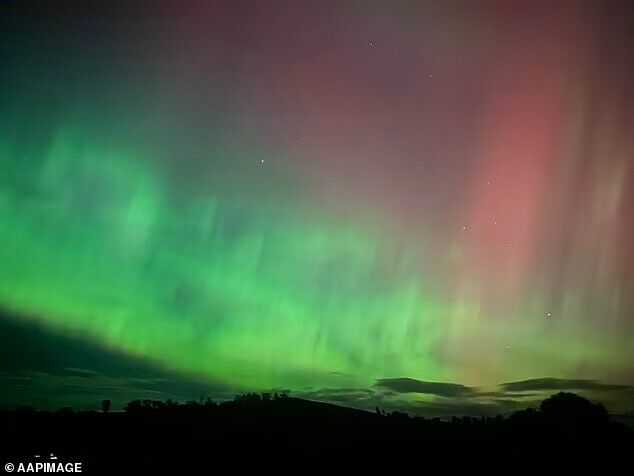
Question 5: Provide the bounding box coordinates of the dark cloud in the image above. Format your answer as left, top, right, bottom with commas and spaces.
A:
304, 388, 373, 396
375, 378, 477, 397
0, 369, 233, 411
477, 391, 540, 399
0, 313, 231, 410
297, 388, 376, 406
410, 398, 530, 418
328, 371, 355, 377
61, 367, 98, 378
501, 378, 632, 393
126, 377, 167, 385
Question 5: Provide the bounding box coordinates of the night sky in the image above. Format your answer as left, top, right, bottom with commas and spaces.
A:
1, 0, 633, 416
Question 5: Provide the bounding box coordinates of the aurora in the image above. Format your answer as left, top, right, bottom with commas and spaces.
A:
0, 0, 632, 414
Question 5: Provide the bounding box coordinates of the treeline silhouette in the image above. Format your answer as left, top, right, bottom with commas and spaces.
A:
117, 391, 616, 431
122, 390, 290, 415
2, 392, 631, 471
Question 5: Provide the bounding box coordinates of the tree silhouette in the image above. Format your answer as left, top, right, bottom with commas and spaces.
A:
539, 392, 609, 427
124, 400, 142, 413
101, 399, 111, 414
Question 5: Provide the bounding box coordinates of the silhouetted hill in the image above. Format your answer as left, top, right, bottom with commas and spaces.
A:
1, 392, 631, 472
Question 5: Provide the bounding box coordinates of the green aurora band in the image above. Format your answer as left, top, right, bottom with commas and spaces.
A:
0, 130, 447, 391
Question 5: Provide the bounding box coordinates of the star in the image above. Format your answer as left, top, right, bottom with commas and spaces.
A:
546, 312, 552, 318
369, 41, 375, 47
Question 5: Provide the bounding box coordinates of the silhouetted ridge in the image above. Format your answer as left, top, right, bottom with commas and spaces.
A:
1, 392, 631, 471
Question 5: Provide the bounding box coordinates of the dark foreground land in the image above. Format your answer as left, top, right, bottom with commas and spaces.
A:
2, 392, 632, 472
